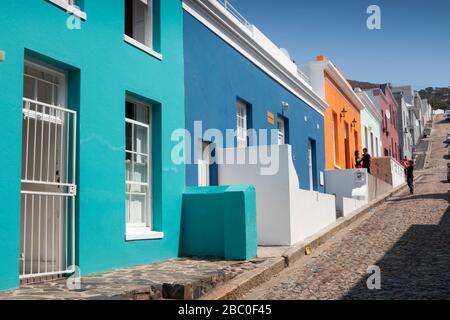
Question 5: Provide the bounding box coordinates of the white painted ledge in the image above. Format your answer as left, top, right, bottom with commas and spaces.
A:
124, 35, 163, 60
126, 228, 164, 241
47, 0, 87, 20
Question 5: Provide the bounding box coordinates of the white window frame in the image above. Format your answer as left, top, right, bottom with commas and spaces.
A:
370, 132, 374, 157
331, 112, 339, 167
197, 140, 211, 187
364, 126, 369, 150
277, 115, 285, 145
236, 100, 248, 148
375, 138, 379, 157
308, 140, 314, 191
124, 0, 163, 60
46, 0, 87, 20
24, 60, 67, 108
125, 98, 163, 241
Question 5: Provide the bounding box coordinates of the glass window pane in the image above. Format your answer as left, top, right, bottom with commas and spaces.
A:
126, 192, 131, 223
23, 76, 35, 100
132, 0, 149, 46
126, 184, 149, 225
132, 154, 148, 183
134, 102, 149, 124
134, 124, 148, 154
37, 80, 54, 105
126, 122, 133, 152
129, 193, 146, 224
126, 153, 132, 180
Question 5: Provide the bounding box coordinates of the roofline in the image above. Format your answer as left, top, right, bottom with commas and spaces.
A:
321, 59, 365, 111
354, 88, 382, 122
182, 0, 328, 115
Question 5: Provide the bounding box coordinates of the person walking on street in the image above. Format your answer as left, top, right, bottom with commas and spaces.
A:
402, 156, 409, 175
406, 160, 414, 194
362, 148, 371, 174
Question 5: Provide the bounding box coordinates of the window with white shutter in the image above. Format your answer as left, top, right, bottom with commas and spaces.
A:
236, 100, 248, 148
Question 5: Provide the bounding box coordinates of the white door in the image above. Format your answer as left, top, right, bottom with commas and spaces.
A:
308, 140, 314, 191
198, 141, 210, 187
277, 116, 285, 145
236, 100, 247, 148
19, 62, 77, 279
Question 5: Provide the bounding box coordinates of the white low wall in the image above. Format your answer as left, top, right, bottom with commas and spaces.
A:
342, 197, 368, 217
325, 169, 369, 216
217, 145, 336, 246
390, 158, 406, 188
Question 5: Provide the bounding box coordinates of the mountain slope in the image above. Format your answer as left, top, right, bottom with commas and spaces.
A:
348, 80, 450, 110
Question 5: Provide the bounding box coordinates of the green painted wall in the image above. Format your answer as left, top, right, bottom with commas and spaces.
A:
0, 0, 185, 291
181, 185, 257, 260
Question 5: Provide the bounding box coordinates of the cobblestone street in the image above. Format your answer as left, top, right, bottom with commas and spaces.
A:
244, 117, 450, 300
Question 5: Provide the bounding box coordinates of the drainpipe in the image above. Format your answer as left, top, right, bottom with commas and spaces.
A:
0, 50, 5, 62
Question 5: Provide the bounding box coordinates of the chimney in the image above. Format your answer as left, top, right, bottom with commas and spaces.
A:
316, 55, 326, 61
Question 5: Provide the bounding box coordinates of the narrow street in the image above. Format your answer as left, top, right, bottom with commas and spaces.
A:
244, 116, 450, 300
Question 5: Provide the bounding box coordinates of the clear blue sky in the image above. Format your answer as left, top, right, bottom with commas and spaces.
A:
229, 0, 450, 89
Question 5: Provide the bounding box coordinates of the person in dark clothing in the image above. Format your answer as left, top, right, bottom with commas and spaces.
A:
406, 160, 414, 194
362, 148, 371, 174
354, 150, 362, 168
402, 156, 409, 175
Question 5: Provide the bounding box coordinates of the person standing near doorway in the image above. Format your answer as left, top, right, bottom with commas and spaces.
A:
406, 160, 414, 194
355, 150, 362, 168
362, 148, 371, 174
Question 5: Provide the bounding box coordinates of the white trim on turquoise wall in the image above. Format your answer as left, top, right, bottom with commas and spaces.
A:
46, 0, 87, 20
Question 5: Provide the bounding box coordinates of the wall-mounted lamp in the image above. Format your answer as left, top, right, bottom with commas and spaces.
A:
0, 51, 5, 62
281, 101, 289, 114
340, 107, 347, 119
351, 118, 357, 128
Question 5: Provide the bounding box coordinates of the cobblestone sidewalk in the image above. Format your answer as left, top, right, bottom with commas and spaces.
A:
0, 257, 268, 300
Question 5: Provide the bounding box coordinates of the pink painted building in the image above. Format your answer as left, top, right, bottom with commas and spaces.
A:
365, 84, 400, 162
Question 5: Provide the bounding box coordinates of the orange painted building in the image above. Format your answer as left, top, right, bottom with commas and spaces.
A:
301, 56, 364, 170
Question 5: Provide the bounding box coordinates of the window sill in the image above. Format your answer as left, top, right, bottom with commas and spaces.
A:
126, 228, 164, 241
47, 0, 87, 20
124, 35, 163, 61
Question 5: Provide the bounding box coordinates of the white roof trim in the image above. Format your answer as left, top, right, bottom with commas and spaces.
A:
301, 58, 364, 112
324, 61, 364, 111
182, 0, 328, 115
354, 88, 382, 122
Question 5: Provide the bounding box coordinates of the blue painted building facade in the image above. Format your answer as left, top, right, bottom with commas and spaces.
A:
0, 0, 185, 292
183, 1, 327, 192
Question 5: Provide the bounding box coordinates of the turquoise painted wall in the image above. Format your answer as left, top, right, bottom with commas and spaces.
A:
0, 0, 185, 291
180, 185, 257, 260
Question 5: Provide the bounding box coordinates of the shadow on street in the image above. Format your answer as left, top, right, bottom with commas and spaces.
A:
342, 190, 450, 299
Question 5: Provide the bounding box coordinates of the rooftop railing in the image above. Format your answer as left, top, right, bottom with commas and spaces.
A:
217, 0, 251, 27
215, 0, 311, 86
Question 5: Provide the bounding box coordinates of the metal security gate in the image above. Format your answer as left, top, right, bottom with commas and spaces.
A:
19, 63, 77, 279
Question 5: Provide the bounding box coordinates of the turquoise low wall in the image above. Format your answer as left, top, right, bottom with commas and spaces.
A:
180, 185, 257, 260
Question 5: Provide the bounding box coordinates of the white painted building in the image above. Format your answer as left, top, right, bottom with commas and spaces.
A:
393, 91, 413, 160
392, 86, 422, 146
421, 98, 432, 125
355, 88, 382, 158
217, 145, 337, 246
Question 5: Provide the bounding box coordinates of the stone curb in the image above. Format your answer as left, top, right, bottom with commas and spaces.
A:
199, 178, 421, 300
198, 257, 286, 300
